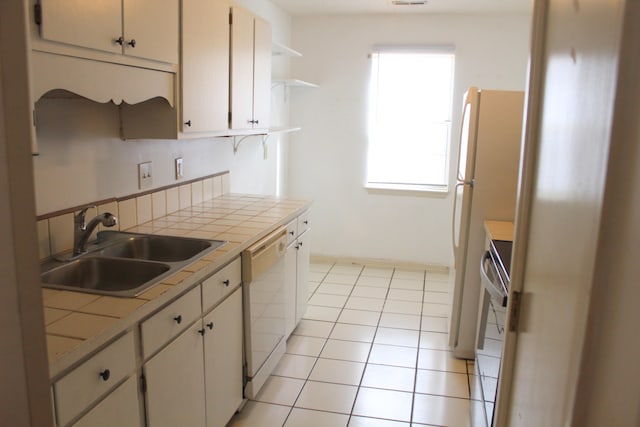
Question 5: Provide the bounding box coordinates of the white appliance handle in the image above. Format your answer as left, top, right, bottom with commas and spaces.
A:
451, 181, 465, 259
455, 100, 470, 183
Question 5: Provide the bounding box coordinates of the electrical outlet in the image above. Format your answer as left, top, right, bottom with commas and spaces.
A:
138, 161, 152, 189
175, 157, 184, 180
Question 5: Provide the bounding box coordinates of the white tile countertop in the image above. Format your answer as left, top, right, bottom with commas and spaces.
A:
484, 220, 514, 242
42, 193, 311, 379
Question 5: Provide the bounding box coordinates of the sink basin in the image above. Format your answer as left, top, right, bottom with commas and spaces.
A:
97, 233, 223, 262
40, 231, 227, 297
41, 257, 171, 297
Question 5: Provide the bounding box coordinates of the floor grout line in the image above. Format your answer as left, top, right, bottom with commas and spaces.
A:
232, 260, 475, 427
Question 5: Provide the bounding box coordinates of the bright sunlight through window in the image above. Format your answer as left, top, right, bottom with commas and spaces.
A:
367, 48, 455, 192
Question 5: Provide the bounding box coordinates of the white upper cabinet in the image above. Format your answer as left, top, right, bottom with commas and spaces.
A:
39, 0, 122, 55
181, 0, 230, 133
38, 0, 178, 65
123, 0, 179, 64
252, 17, 271, 130
230, 5, 271, 132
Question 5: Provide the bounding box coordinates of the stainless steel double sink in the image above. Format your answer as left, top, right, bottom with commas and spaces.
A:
40, 231, 226, 297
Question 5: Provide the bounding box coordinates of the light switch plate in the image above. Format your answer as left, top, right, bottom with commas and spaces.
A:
175, 157, 184, 180
138, 161, 152, 189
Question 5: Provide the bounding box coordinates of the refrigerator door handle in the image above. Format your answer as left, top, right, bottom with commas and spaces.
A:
455, 102, 468, 183
451, 181, 465, 257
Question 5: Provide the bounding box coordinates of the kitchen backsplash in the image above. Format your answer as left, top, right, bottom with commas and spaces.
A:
37, 172, 230, 260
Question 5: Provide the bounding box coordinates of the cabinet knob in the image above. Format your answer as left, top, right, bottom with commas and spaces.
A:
114, 36, 124, 46
185, 120, 192, 127
223, 279, 230, 287
303, 220, 309, 225
206, 322, 214, 330
289, 231, 294, 236
173, 315, 182, 324
198, 328, 206, 336
298, 242, 303, 247
99, 369, 110, 381
295, 244, 300, 250
127, 39, 137, 48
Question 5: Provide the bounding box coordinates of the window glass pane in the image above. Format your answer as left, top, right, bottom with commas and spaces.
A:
367, 50, 454, 189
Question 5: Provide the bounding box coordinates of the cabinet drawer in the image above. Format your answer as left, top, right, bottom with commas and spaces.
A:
285, 219, 298, 245
55, 331, 136, 426
202, 257, 241, 312
140, 286, 201, 359
297, 210, 311, 235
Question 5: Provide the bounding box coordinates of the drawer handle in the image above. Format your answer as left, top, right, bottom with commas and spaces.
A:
206, 322, 214, 330
198, 328, 206, 336
174, 315, 182, 324
223, 279, 230, 287
99, 369, 111, 382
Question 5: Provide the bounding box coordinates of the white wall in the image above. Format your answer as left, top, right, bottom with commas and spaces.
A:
32, 0, 292, 215
288, 13, 531, 266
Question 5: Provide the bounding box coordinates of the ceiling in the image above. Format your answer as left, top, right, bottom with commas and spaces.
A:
269, 0, 531, 15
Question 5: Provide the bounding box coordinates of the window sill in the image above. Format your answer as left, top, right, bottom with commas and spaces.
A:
365, 183, 449, 197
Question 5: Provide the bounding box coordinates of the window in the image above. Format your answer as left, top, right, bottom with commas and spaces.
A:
366, 47, 455, 192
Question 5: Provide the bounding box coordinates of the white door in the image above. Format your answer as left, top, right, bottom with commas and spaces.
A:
203, 289, 243, 427
284, 240, 297, 337
73, 377, 142, 427
497, 0, 625, 425
123, 0, 179, 63
252, 16, 272, 130
39, 0, 122, 54
230, 6, 255, 130
295, 230, 311, 325
181, 0, 230, 132
144, 325, 206, 427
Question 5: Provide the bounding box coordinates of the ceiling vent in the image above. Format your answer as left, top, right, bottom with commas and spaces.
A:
392, 0, 428, 5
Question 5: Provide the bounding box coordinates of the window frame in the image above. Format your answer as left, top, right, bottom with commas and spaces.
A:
365, 45, 456, 195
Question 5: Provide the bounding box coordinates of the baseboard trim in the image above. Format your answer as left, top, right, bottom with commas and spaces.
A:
309, 254, 449, 273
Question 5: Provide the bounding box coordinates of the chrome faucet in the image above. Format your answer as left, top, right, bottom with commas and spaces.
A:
73, 207, 118, 256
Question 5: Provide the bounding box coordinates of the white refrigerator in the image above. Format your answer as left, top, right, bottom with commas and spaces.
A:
449, 87, 524, 359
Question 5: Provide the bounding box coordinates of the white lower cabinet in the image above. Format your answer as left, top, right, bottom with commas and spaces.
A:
144, 322, 207, 427
143, 258, 243, 427
295, 229, 311, 325
54, 331, 137, 427
73, 377, 142, 427
284, 212, 312, 337
203, 288, 243, 427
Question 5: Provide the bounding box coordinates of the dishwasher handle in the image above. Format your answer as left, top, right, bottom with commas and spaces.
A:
243, 228, 287, 283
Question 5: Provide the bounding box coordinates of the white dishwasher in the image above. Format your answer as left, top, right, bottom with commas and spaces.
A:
242, 227, 287, 399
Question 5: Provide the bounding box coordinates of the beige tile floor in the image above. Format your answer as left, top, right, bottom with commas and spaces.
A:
228, 261, 483, 427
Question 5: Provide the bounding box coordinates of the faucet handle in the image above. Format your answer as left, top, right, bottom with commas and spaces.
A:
74, 206, 97, 227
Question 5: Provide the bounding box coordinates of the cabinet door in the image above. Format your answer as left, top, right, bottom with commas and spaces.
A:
203, 288, 243, 427
73, 377, 142, 427
123, 0, 179, 63
284, 241, 298, 337
144, 325, 206, 427
181, 0, 230, 132
296, 230, 311, 325
230, 6, 255, 130
39, 0, 122, 54
252, 16, 272, 130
